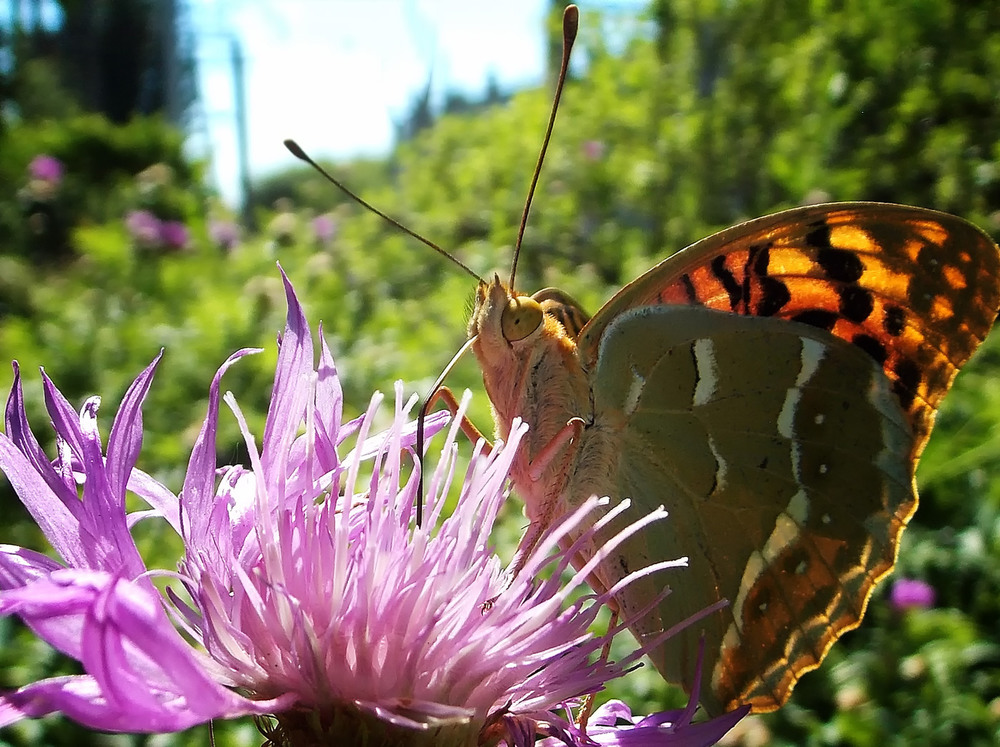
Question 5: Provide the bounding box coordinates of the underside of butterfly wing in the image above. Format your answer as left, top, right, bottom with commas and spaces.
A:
575, 305, 915, 713
568, 203, 1000, 714
578, 203, 1000, 461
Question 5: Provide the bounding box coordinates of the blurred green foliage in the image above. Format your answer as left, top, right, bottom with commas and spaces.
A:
1, 1, 1000, 745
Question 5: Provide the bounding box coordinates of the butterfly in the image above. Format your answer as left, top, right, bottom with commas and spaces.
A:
466, 201, 1000, 715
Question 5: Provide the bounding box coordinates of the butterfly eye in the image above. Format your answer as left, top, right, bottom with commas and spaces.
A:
502, 296, 543, 342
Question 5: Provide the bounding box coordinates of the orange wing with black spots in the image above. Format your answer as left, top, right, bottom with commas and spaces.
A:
578, 202, 1000, 461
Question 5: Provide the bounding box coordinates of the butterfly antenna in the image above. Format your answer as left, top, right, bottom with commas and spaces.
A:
415, 336, 479, 526
284, 139, 483, 282
508, 4, 579, 291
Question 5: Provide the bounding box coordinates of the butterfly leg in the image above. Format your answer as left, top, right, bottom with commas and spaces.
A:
424, 385, 492, 452
529, 416, 586, 481
480, 417, 587, 611
505, 416, 586, 584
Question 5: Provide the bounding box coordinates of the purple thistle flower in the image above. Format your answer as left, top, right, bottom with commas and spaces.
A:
311, 213, 337, 245
124, 209, 162, 248
208, 218, 241, 251
157, 220, 189, 250
28, 154, 64, 184
540, 698, 747, 746
890, 578, 936, 611
0, 272, 745, 745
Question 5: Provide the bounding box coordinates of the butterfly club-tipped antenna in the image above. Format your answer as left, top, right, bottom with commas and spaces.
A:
285, 138, 487, 527
508, 3, 579, 293
283, 139, 483, 283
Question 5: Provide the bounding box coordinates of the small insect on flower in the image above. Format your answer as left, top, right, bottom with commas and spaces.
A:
0, 271, 745, 746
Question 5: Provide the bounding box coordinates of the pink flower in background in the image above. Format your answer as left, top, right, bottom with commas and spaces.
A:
890, 579, 936, 611
0, 272, 745, 745
311, 213, 337, 245
582, 140, 606, 161
208, 219, 241, 251
28, 154, 64, 184
158, 220, 189, 250
124, 209, 162, 247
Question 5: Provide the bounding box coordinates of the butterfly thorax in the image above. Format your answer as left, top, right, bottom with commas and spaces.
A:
468, 278, 593, 519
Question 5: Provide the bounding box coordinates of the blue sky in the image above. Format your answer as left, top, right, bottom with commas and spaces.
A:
4, 1, 647, 206
193, 0, 550, 205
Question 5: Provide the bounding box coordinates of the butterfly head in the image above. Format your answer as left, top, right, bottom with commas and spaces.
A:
468, 275, 545, 355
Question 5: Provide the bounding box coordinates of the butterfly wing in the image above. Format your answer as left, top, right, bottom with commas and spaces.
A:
579, 202, 1000, 460
571, 203, 1000, 713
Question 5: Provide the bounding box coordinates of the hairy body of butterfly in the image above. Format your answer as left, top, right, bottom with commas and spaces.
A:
467, 202, 1000, 715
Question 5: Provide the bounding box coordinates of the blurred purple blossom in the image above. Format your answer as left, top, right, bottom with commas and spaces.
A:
311, 213, 337, 244
208, 219, 241, 251
582, 140, 606, 161
890, 578, 936, 611
158, 220, 189, 250
124, 209, 162, 247
28, 154, 64, 184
